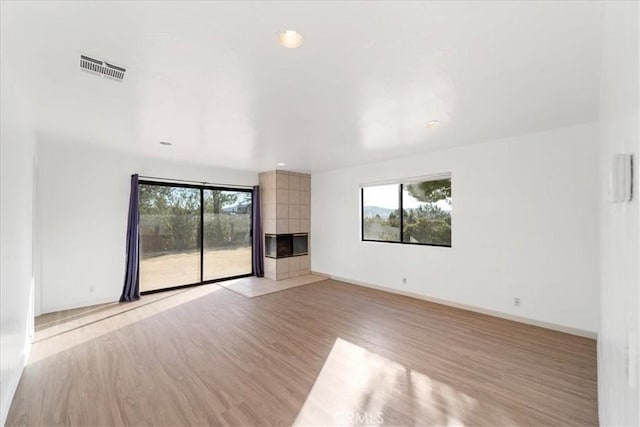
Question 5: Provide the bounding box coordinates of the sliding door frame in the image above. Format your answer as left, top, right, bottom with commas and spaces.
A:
139, 179, 254, 295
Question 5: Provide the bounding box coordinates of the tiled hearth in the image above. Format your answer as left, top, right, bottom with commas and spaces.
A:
259, 170, 311, 280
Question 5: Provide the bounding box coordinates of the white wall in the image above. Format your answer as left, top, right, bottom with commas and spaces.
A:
598, 2, 640, 426
38, 140, 257, 313
0, 59, 36, 424
312, 122, 600, 334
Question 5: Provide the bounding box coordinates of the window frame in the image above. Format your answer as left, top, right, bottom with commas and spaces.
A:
138, 179, 254, 295
360, 177, 452, 248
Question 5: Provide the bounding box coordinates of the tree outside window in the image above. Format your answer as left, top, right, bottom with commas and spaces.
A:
361, 175, 451, 247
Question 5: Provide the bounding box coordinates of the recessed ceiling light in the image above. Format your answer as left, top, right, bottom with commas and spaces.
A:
159, 141, 172, 146
277, 162, 286, 166
425, 120, 440, 128
277, 30, 303, 48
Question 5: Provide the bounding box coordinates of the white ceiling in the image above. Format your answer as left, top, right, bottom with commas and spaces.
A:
1, 1, 603, 172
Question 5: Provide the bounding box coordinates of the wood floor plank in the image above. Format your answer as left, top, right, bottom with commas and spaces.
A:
6, 279, 597, 426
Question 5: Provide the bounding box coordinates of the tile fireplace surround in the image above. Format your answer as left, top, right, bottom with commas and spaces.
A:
258, 170, 311, 280
264, 233, 308, 259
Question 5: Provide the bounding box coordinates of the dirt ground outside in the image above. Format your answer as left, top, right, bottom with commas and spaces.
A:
140, 246, 252, 292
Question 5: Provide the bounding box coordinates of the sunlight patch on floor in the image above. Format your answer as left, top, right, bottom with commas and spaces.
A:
293, 338, 479, 426
29, 284, 224, 364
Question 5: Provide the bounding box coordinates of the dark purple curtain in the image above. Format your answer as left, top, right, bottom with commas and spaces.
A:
252, 185, 264, 277
120, 174, 140, 302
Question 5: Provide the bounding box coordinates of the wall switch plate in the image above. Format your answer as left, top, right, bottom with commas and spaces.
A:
609, 154, 633, 203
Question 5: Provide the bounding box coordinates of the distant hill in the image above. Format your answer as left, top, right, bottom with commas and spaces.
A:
363, 206, 395, 219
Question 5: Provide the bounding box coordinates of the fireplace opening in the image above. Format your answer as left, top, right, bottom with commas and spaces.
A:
265, 233, 308, 258
293, 234, 308, 255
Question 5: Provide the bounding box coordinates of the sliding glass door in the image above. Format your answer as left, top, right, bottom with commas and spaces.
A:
203, 190, 253, 281
139, 182, 252, 293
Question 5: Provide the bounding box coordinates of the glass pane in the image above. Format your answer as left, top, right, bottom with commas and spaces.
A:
402, 179, 452, 246
139, 185, 201, 292
362, 184, 401, 241
203, 190, 252, 280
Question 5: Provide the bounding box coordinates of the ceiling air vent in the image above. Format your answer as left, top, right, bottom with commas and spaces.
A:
80, 55, 126, 82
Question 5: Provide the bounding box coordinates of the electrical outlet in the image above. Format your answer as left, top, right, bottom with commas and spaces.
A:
402, 277, 407, 284
513, 297, 520, 307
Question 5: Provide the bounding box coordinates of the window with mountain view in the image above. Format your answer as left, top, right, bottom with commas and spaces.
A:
361, 175, 452, 247
362, 184, 401, 242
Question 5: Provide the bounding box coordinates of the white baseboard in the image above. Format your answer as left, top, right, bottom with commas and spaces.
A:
42, 295, 119, 315
311, 271, 331, 279
312, 271, 597, 339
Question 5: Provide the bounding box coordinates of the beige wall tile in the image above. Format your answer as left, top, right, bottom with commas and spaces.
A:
288, 174, 301, 190
276, 189, 289, 204
288, 219, 301, 233
288, 205, 300, 219
288, 269, 301, 278
299, 255, 310, 269
259, 171, 275, 188
264, 203, 276, 220
276, 171, 289, 189
300, 219, 310, 232
288, 190, 300, 205
300, 267, 310, 276
276, 204, 289, 219
276, 257, 289, 273
263, 219, 276, 234
300, 205, 310, 219
262, 189, 275, 205
276, 272, 289, 280
288, 256, 301, 272
265, 271, 277, 280
300, 174, 311, 191
276, 219, 289, 233
264, 257, 276, 275
300, 191, 310, 205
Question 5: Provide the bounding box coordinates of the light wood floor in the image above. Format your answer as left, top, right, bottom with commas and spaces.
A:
7, 279, 597, 426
